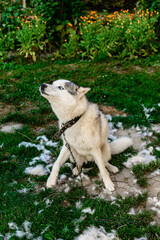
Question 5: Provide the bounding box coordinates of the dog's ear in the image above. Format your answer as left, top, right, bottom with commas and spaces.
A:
78, 87, 90, 98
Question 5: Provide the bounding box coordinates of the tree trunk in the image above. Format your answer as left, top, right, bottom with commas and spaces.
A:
22, 0, 26, 8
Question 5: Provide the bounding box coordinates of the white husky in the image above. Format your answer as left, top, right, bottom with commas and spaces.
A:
40, 79, 132, 191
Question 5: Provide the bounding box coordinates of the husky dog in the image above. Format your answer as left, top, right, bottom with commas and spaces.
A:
40, 80, 132, 191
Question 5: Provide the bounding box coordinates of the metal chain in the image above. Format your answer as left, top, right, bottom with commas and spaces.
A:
52, 114, 83, 142
63, 133, 84, 189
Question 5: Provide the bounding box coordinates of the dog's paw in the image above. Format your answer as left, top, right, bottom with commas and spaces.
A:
106, 163, 119, 173
72, 167, 80, 176
109, 166, 119, 173
46, 177, 56, 188
104, 179, 115, 192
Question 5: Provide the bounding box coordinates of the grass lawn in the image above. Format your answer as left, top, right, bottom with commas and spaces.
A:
0, 55, 160, 239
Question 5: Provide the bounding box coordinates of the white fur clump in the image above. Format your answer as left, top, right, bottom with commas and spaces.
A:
82, 207, 95, 215
152, 125, 160, 133
0, 143, 3, 148
155, 146, 160, 151
147, 197, 160, 218
124, 147, 156, 168
2, 221, 47, 240
17, 188, 28, 194
128, 208, 136, 215
142, 104, 155, 119
106, 115, 117, 141
151, 169, 160, 177
7, 221, 33, 239
134, 237, 147, 240
76, 201, 82, 209
132, 125, 153, 139
75, 226, 117, 240
19, 135, 58, 166
24, 164, 49, 176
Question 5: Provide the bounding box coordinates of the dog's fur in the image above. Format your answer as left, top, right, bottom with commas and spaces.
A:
40, 79, 132, 191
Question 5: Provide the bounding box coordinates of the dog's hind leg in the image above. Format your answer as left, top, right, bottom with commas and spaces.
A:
46, 145, 70, 188
102, 143, 119, 173
92, 148, 115, 191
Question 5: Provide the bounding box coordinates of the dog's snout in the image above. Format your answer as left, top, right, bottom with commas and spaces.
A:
41, 83, 47, 91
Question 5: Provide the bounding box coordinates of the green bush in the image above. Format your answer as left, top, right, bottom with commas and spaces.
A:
0, 30, 15, 60
60, 9, 159, 60
137, 0, 160, 36
16, 17, 47, 61
1, 1, 24, 34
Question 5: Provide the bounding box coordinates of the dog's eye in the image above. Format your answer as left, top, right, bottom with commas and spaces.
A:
58, 86, 64, 90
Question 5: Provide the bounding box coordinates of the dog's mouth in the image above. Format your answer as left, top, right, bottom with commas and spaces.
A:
41, 90, 49, 96
40, 86, 49, 96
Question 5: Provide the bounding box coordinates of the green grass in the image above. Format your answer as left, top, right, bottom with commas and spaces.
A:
1, 56, 160, 127
0, 55, 160, 239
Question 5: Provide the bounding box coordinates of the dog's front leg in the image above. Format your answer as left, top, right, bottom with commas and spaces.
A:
46, 145, 70, 188
92, 149, 115, 192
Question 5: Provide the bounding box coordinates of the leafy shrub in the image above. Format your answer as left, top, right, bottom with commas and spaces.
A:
60, 9, 159, 60
122, 9, 159, 58
0, 29, 16, 60
137, 0, 160, 36
16, 16, 47, 61
1, 1, 24, 34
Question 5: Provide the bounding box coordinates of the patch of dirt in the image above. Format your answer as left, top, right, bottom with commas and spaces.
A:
99, 105, 128, 116
0, 102, 16, 118
20, 101, 39, 113
55, 166, 160, 224
64, 63, 80, 71
111, 65, 157, 75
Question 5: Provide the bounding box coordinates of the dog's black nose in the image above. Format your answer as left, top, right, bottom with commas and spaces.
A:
41, 83, 47, 91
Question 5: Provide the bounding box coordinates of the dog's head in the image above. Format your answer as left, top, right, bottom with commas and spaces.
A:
40, 79, 90, 106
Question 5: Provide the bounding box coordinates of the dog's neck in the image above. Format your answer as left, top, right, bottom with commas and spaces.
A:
50, 96, 88, 123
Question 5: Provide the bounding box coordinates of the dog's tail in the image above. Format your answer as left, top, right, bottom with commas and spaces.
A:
110, 137, 133, 155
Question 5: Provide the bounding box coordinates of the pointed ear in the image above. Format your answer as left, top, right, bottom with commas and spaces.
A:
78, 87, 90, 98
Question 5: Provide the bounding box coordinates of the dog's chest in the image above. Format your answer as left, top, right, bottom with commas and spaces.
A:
63, 126, 91, 153
64, 127, 83, 146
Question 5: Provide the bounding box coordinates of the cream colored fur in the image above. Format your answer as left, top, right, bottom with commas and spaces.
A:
40, 79, 132, 191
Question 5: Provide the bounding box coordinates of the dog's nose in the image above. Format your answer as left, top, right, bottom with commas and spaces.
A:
41, 83, 47, 91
